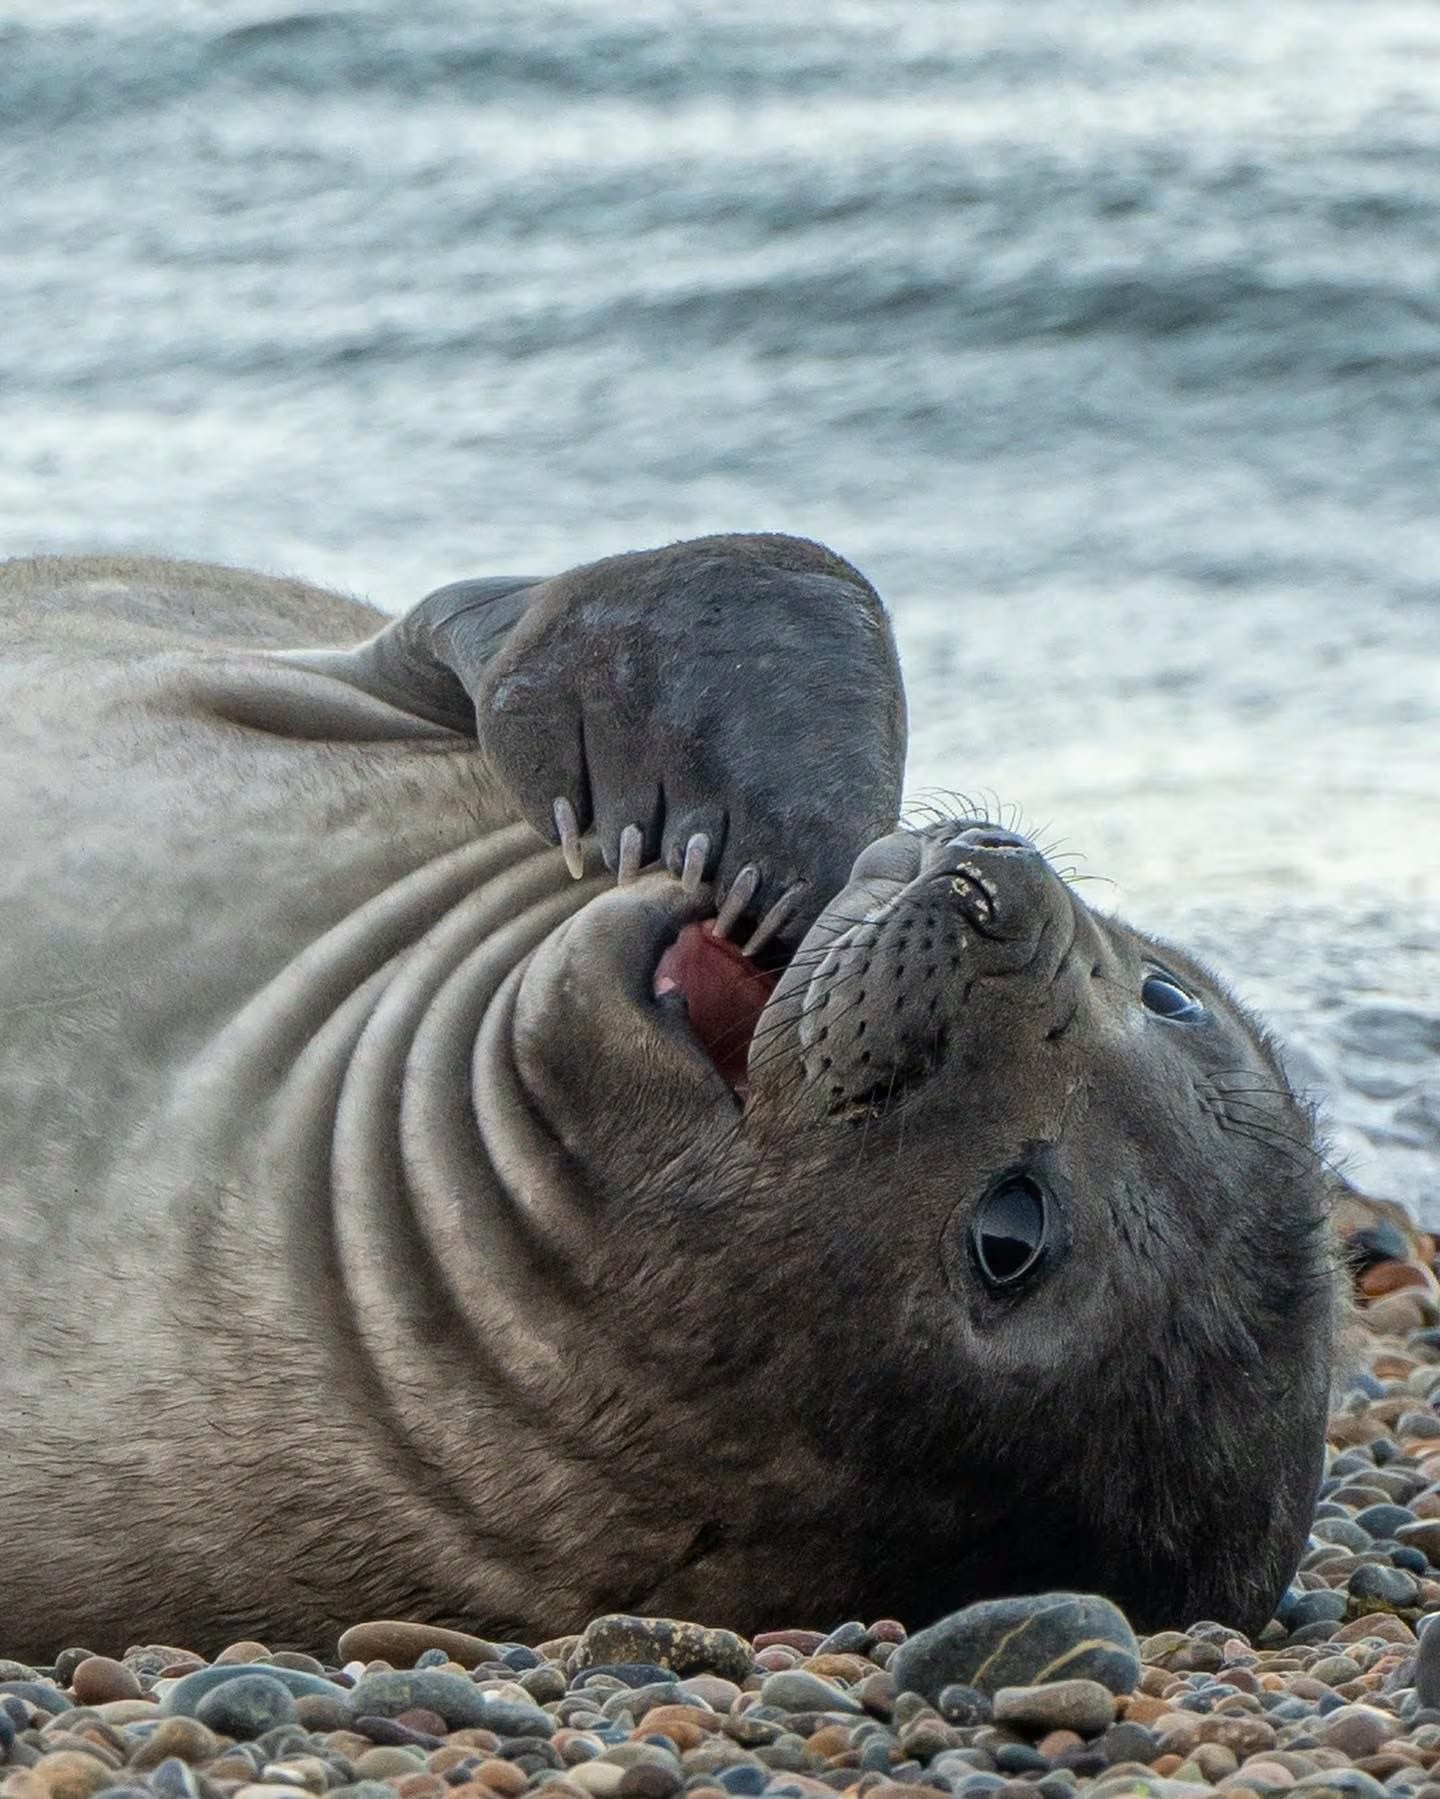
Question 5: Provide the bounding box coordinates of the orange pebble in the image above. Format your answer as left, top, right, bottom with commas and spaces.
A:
468, 1766, 526, 1799
806, 1725, 853, 1758
1361, 1260, 1433, 1298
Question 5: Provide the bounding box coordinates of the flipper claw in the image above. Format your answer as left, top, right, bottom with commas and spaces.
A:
680, 833, 710, 895
553, 796, 584, 880
713, 864, 761, 940
617, 823, 644, 885
742, 882, 807, 956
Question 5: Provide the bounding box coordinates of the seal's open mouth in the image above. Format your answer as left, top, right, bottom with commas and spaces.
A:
653, 920, 784, 1091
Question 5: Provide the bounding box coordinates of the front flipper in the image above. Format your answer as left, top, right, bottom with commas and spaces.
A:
277, 576, 542, 733
289, 534, 907, 941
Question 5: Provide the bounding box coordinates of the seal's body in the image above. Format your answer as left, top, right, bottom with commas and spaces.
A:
0, 539, 1333, 1657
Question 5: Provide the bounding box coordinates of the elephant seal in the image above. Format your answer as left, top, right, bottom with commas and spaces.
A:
0, 534, 1334, 1658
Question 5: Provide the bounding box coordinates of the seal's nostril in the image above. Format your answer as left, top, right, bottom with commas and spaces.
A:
948, 825, 1035, 853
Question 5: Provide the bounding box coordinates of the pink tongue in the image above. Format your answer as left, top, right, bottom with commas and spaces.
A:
654, 921, 779, 1088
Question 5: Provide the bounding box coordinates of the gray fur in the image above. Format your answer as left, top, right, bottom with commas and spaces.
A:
0, 536, 1333, 1657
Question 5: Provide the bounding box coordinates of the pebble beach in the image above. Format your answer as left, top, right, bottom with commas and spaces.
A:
7, 1227, 1440, 1799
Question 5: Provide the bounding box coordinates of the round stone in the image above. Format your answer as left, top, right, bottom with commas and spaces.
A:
570, 1766, 627, 1796
1355, 1504, 1419, 1539
572, 1619, 753, 1686
937, 1684, 991, 1726
353, 1748, 428, 1779
890, 1596, 1141, 1701
754, 1633, 827, 1655
1284, 1592, 1348, 1632
336, 1623, 501, 1669
160, 1664, 345, 1717
127, 1717, 221, 1771
471, 1763, 530, 1795
0, 1681, 71, 1717
675, 1678, 740, 1709
262, 1758, 334, 1793
149, 1758, 204, 1799
90, 1701, 161, 1726
1396, 1520, 1440, 1566
992, 1681, 1117, 1736
758, 1672, 864, 1716
394, 1707, 448, 1737
1347, 1563, 1421, 1610
1412, 1620, 1440, 1712
232, 1789, 310, 1799
1312, 1519, 1374, 1553
1318, 1705, 1400, 1759
1289, 1771, 1390, 1798
343, 1669, 496, 1727
1093, 1721, 1159, 1764
25, 1752, 110, 1799
194, 1674, 299, 1740
68, 1660, 141, 1707
993, 1744, 1050, 1776
618, 1766, 683, 1799
520, 1667, 568, 1705
294, 1693, 352, 1732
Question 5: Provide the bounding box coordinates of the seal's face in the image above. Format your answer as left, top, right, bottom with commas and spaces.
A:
510, 819, 1334, 1635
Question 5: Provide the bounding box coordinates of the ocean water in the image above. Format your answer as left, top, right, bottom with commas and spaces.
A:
1, 0, 1436, 1209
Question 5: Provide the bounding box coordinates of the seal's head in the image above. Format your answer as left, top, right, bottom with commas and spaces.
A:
508, 815, 1335, 1638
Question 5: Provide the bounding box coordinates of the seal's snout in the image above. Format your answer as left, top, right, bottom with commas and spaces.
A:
919, 821, 1051, 943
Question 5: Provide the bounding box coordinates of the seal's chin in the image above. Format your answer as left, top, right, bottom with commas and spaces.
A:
653, 922, 781, 1092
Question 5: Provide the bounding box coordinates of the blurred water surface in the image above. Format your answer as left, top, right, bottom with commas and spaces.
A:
1, 0, 1436, 1206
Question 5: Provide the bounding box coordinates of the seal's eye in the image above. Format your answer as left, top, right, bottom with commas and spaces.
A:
1142, 972, 1204, 1021
971, 1177, 1047, 1288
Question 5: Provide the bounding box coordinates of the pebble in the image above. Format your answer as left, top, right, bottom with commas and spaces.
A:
352, 1746, 429, 1778
1346, 1564, 1420, 1611
69, 1660, 142, 1707
127, 1720, 220, 1771
346, 1672, 504, 1731
572, 1621, 754, 1686
21, 1753, 111, 1799
891, 1595, 1141, 1701
677, 1678, 740, 1709
569, 1764, 627, 1795
192, 1674, 298, 1739
90, 1702, 162, 1727
993, 1681, 1118, 1736
335, 1624, 501, 1668
17, 1275, 1440, 1799
160, 1665, 344, 1716
0, 1682, 71, 1716
758, 1674, 864, 1716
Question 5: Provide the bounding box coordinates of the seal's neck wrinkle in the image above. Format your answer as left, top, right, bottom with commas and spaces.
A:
155, 827, 561, 1602
329, 848, 601, 1412
156, 826, 542, 1137
389, 883, 606, 1388
329, 841, 648, 1532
